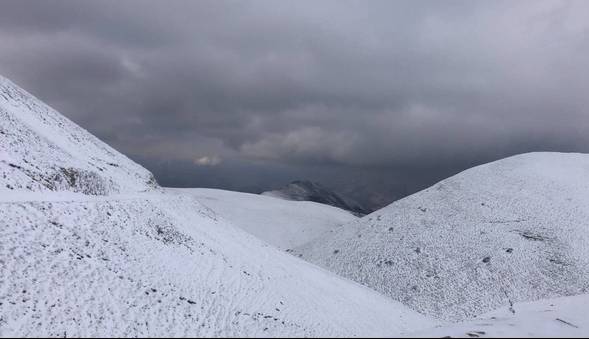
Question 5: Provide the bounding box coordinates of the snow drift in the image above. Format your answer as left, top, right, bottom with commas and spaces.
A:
413, 294, 589, 338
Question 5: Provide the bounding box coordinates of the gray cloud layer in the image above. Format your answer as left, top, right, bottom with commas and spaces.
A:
2, 0, 589, 208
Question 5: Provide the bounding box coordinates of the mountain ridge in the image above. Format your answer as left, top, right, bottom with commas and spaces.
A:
262, 180, 370, 215
0, 75, 157, 195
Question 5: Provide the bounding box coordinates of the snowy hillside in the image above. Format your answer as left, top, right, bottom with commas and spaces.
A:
0, 76, 156, 195
298, 153, 589, 321
0, 75, 433, 337
175, 188, 357, 249
262, 180, 369, 215
0, 191, 433, 337
414, 294, 589, 338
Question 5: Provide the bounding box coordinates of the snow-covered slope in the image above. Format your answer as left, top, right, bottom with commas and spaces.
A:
0, 76, 156, 195
298, 153, 589, 321
0, 191, 433, 337
0, 75, 434, 337
414, 294, 589, 338
263, 180, 369, 215
175, 188, 357, 249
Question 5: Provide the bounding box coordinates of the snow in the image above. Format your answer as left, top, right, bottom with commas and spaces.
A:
262, 180, 369, 215
414, 294, 589, 338
262, 190, 292, 200
174, 188, 357, 249
298, 152, 589, 321
0, 75, 156, 195
0, 150, 12, 163
0, 75, 433, 337
0, 190, 433, 337
3, 73, 589, 337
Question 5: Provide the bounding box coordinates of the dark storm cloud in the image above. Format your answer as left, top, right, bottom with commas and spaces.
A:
1, 0, 589, 208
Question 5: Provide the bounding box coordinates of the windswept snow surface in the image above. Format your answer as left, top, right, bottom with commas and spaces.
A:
175, 188, 357, 249
0, 76, 156, 195
0, 191, 433, 337
298, 153, 589, 321
414, 294, 589, 338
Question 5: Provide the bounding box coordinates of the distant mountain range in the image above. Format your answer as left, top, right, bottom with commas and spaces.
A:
262, 180, 370, 216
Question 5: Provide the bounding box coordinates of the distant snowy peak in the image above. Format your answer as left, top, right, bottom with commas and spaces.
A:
0, 75, 157, 195
262, 180, 369, 215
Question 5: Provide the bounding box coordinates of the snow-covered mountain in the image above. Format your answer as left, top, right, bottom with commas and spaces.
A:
3, 74, 589, 337
175, 188, 357, 249
297, 153, 589, 321
262, 180, 369, 216
0, 76, 157, 195
0, 75, 433, 337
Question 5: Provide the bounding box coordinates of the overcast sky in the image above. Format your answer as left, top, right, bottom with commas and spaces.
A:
1, 0, 589, 208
